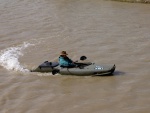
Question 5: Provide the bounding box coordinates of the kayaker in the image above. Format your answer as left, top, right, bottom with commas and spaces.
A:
59, 51, 76, 68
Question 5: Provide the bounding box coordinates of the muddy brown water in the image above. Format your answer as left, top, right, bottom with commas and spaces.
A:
0, 0, 150, 113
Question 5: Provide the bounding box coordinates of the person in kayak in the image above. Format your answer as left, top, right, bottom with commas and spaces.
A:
59, 51, 76, 68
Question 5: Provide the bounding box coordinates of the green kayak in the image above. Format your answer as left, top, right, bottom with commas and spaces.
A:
31, 61, 116, 76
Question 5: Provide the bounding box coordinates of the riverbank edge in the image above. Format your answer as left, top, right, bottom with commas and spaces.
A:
110, 0, 150, 3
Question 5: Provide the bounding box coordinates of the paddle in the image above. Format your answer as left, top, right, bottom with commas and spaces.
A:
80, 56, 87, 61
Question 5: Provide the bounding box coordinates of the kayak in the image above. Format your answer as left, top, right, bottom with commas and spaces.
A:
31, 61, 116, 76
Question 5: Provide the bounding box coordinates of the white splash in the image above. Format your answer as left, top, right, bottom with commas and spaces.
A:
0, 42, 33, 72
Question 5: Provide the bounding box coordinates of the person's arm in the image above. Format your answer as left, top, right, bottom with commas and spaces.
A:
66, 57, 73, 63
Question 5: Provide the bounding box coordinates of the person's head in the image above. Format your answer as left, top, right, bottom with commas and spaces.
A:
60, 51, 68, 57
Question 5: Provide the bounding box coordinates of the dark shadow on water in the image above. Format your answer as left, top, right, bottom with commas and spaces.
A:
113, 71, 126, 76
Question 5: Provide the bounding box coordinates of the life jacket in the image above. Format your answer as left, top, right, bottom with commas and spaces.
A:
59, 56, 73, 66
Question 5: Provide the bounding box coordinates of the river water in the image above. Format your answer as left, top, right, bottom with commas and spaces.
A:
0, 0, 150, 113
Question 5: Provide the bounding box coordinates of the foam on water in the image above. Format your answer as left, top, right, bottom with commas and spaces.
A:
0, 42, 33, 72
